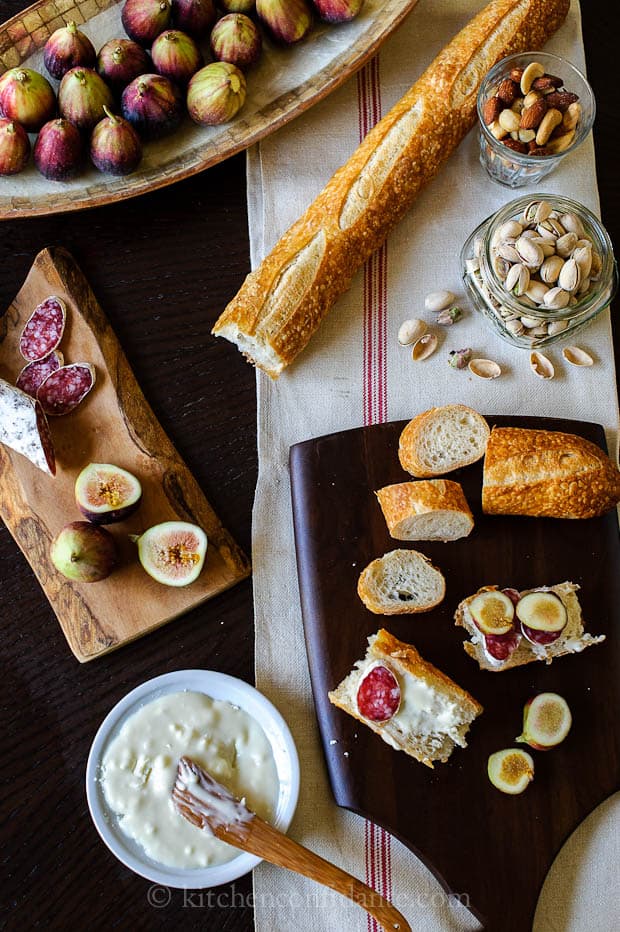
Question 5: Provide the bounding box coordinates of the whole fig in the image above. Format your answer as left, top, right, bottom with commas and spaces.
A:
121, 73, 183, 139
58, 67, 115, 132
151, 29, 202, 86
121, 0, 172, 47
219, 0, 255, 11
43, 21, 96, 79
171, 0, 216, 37
187, 61, 246, 125
91, 107, 142, 175
210, 14, 261, 71
0, 68, 56, 132
97, 38, 151, 93
34, 118, 84, 180
256, 0, 312, 43
311, 0, 363, 23
50, 521, 116, 583
0, 119, 30, 174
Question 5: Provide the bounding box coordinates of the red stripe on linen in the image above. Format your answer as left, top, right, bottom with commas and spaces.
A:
358, 54, 391, 930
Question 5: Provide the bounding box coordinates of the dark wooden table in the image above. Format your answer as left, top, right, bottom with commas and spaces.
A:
1, 3, 618, 930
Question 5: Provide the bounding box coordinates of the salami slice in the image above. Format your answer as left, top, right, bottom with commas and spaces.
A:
19, 296, 66, 362
520, 624, 563, 646
484, 630, 521, 662
0, 378, 56, 475
37, 362, 96, 416
356, 664, 401, 722
16, 350, 63, 398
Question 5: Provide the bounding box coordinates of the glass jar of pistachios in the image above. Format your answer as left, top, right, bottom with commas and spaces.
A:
460, 194, 617, 349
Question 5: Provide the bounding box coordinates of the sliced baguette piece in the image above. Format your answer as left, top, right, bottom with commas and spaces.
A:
482, 426, 620, 519
357, 548, 446, 614
328, 628, 483, 768
399, 405, 490, 478
455, 581, 606, 672
376, 479, 474, 541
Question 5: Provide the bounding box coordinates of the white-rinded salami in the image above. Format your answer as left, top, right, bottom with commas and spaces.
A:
37, 362, 96, 416
0, 378, 56, 475
19, 296, 66, 362
16, 350, 63, 397
356, 664, 401, 722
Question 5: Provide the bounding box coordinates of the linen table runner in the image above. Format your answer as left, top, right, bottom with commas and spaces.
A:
248, 2, 620, 929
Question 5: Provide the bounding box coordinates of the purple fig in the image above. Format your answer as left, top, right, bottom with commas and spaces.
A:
151, 30, 202, 86
43, 21, 96, 80
256, 0, 312, 43
311, 0, 363, 23
210, 14, 261, 71
121, 0, 172, 47
50, 521, 117, 583
75, 463, 143, 523
171, 0, 216, 37
219, 0, 255, 11
58, 67, 115, 132
121, 73, 183, 139
0, 119, 30, 174
187, 61, 245, 125
33, 118, 84, 180
0, 68, 56, 132
97, 38, 151, 92
90, 106, 142, 175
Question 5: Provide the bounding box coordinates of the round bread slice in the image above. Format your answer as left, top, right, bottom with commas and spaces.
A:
376, 479, 474, 541
399, 405, 490, 478
358, 549, 446, 614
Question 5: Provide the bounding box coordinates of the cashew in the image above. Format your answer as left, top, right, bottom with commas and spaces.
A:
489, 120, 508, 140
535, 108, 563, 146
562, 102, 582, 132
520, 62, 545, 95
546, 129, 576, 154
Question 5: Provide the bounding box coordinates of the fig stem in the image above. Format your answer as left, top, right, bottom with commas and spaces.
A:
67, 20, 77, 33
128, 534, 141, 544
102, 105, 119, 123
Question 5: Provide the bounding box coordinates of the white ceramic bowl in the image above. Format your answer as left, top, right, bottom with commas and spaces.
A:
86, 669, 300, 888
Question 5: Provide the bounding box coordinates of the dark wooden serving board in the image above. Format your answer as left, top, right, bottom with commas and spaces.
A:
0, 247, 250, 662
290, 416, 620, 932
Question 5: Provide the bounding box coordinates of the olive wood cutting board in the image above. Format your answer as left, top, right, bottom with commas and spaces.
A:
0, 247, 250, 662
290, 416, 620, 931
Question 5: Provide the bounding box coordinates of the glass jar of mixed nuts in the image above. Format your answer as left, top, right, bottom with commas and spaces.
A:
460, 194, 617, 349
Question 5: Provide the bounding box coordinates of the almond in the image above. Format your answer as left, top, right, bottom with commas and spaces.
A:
544, 91, 579, 113
532, 74, 563, 91
509, 67, 524, 83
520, 98, 548, 129
497, 78, 519, 105
502, 138, 528, 154
483, 95, 502, 125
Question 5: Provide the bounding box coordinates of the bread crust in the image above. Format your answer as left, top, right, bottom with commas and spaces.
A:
455, 582, 606, 671
376, 479, 474, 540
398, 405, 490, 477
482, 426, 620, 519
212, 0, 570, 377
357, 549, 446, 614
328, 629, 483, 767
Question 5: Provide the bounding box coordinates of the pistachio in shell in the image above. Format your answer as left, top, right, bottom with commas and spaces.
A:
0, 68, 56, 132
256, 0, 312, 44
121, 73, 184, 140
210, 14, 262, 71
0, 119, 30, 175
151, 29, 203, 86
91, 106, 142, 175
58, 67, 115, 133
43, 21, 96, 80
97, 39, 151, 93
121, 0, 173, 47
311, 0, 363, 23
171, 0, 216, 37
186, 62, 246, 125
33, 118, 84, 180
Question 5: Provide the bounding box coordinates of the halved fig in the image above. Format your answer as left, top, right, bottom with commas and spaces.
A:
488, 748, 534, 795
516, 692, 572, 750
134, 520, 207, 586
469, 590, 515, 636
516, 591, 567, 633
75, 463, 142, 524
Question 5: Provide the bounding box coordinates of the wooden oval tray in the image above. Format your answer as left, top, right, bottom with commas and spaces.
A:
0, 0, 418, 219
290, 416, 620, 930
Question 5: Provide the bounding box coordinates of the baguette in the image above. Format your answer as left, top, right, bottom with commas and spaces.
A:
399, 405, 490, 478
213, 0, 570, 377
482, 426, 620, 518
455, 582, 606, 672
376, 480, 474, 541
328, 628, 483, 767
357, 548, 446, 614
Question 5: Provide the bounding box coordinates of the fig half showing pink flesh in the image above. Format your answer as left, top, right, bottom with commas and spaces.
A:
516, 693, 572, 750
75, 463, 142, 524
135, 520, 207, 586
